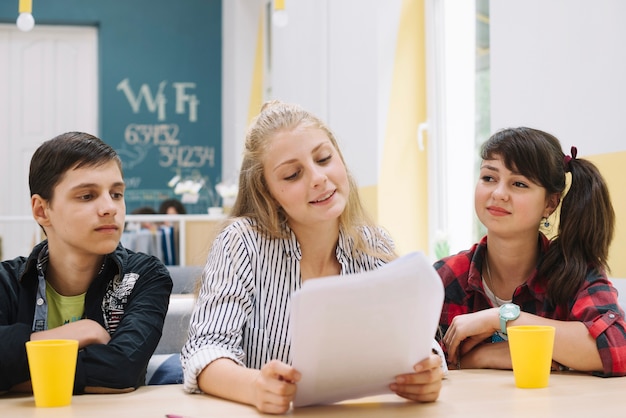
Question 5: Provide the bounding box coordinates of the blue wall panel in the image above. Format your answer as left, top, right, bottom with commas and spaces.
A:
0, 0, 222, 214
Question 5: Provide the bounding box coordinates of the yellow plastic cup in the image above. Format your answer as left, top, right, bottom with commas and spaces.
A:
25, 339, 79, 407
508, 325, 555, 388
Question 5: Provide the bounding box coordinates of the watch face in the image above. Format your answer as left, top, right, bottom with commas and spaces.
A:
501, 303, 520, 320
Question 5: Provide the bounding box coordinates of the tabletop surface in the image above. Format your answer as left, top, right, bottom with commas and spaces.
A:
2, 369, 625, 417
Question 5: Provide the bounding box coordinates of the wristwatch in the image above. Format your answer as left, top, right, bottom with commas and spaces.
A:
498, 303, 520, 334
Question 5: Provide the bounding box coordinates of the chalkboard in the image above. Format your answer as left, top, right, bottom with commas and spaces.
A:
0, 0, 222, 214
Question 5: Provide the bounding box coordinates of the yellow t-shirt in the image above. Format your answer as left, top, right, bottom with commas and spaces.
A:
45, 281, 86, 329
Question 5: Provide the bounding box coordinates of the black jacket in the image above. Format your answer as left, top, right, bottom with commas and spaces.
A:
0, 241, 172, 393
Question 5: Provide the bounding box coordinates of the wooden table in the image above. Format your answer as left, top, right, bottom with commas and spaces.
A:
2, 369, 625, 417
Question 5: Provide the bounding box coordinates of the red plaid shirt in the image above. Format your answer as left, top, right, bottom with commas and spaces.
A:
435, 234, 626, 377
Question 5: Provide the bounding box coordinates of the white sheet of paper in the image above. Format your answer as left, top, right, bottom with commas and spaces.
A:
290, 251, 444, 407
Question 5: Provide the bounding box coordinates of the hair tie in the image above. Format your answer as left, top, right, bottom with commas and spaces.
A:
563, 146, 577, 172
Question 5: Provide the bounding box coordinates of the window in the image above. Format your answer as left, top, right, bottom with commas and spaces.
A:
426, 0, 490, 257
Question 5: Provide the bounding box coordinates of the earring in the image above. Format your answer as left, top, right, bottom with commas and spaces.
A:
543, 218, 550, 228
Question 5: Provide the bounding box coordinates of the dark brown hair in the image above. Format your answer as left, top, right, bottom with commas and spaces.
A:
29, 131, 122, 201
159, 198, 187, 214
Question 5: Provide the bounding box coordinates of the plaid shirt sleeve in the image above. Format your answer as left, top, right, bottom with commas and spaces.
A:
435, 253, 472, 340
434, 241, 492, 357
570, 270, 626, 377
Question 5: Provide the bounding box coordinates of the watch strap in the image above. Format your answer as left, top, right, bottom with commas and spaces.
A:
500, 316, 508, 334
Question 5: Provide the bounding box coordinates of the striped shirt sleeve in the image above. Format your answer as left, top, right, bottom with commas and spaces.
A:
181, 220, 257, 392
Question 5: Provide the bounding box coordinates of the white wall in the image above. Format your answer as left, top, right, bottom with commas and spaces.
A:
326, 1, 380, 185
223, 0, 394, 188
221, 0, 263, 182
271, 1, 329, 124
490, 0, 626, 156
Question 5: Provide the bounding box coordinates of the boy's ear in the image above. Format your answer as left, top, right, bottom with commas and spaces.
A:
31, 194, 52, 227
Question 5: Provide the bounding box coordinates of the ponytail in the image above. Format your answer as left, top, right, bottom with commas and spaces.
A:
540, 153, 615, 307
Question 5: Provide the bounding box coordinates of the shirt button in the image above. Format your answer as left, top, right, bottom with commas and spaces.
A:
609, 313, 615, 319
37, 298, 44, 306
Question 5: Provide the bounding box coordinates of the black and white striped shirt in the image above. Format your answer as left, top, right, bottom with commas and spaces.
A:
181, 217, 443, 393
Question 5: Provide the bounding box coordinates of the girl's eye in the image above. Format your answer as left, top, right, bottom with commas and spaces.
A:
284, 170, 300, 181
112, 192, 124, 199
513, 181, 528, 188
79, 194, 93, 201
481, 175, 495, 182
318, 155, 331, 164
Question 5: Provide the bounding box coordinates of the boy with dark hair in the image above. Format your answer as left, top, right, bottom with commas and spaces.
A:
0, 131, 172, 394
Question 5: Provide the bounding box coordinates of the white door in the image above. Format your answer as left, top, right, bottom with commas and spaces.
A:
0, 24, 98, 259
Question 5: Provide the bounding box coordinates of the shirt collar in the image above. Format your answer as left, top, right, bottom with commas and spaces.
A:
280, 224, 350, 264
469, 233, 551, 297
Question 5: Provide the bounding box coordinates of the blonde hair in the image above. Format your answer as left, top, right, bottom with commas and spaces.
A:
230, 100, 395, 261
